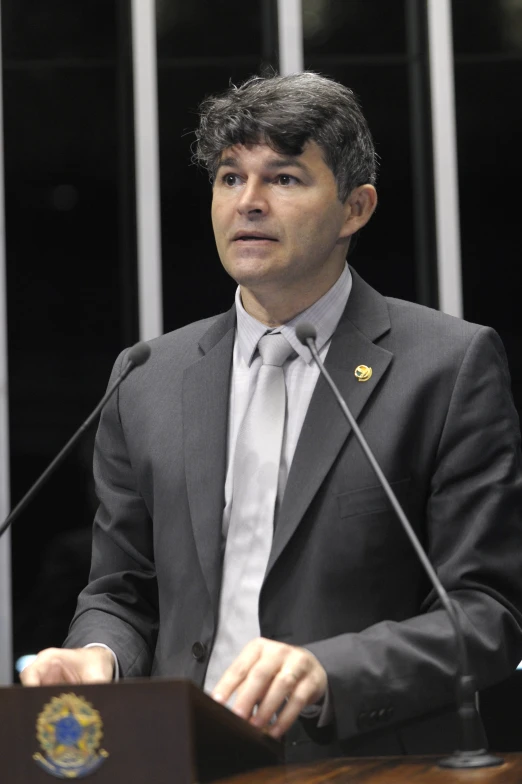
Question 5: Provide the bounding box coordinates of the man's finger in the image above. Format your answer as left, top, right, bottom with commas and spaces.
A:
20, 647, 114, 688
268, 680, 311, 738
212, 640, 263, 704
227, 659, 280, 719
250, 665, 304, 728
21, 657, 79, 687
20, 665, 42, 687
39, 658, 81, 686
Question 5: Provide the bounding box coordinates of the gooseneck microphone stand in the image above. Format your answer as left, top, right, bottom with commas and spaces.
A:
0, 341, 151, 539
296, 322, 502, 769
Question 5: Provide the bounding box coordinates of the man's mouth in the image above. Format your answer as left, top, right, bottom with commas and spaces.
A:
232, 231, 278, 242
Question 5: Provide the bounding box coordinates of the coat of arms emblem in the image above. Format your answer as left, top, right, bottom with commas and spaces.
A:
33, 692, 109, 779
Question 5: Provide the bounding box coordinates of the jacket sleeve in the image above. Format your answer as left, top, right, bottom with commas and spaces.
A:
64, 348, 158, 677
305, 326, 522, 741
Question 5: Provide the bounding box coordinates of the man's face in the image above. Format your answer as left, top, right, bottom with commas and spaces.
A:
211, 140, 354, 295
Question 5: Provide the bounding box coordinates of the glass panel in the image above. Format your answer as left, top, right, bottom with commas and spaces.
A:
303, 0, 407, 57
455, 60, 522, 415
2, 0, 118, 60
156, 0, 267, 59
158, 65, 246, 333
453, 0, 522, 55
3, 1, 137, 674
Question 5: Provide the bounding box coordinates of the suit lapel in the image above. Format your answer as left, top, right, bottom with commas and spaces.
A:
183, 307, 236, 611
266, 270, 394, 575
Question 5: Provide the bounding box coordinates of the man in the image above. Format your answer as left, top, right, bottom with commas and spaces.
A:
22, 72, 522, 762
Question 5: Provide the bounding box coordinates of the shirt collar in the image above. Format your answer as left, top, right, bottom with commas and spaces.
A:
235, 263, 352, 366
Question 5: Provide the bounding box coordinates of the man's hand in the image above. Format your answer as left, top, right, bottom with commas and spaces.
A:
20, 647, 115, 686
211, 638, 327, 739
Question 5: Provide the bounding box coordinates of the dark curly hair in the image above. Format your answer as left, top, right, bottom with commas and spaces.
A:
194, 71, 377, 202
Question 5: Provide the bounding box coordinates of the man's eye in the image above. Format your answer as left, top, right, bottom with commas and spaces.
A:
276, 174, 296, 186
223, 174, 238, 186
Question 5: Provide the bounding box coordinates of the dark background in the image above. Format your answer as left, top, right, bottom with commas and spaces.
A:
3, 0, 522, 747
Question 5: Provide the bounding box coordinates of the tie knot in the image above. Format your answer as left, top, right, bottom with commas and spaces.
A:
257, 333, 294, 367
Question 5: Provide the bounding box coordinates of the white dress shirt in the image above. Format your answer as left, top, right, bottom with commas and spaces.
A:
221, 264, 353, 545
203, 265, 352, 725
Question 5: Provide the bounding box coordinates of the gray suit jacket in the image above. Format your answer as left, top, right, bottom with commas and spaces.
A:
66, 269, 522, 762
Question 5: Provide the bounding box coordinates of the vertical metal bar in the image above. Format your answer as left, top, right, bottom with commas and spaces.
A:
278, 0, 304, 75
131, 0, 163, 340
406, 0, 438, 309
117, 0, 139, 347
0, 1, 13, 684
427, 0, 463, 318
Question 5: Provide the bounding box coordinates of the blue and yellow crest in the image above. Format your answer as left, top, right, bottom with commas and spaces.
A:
33, 693, 109, 779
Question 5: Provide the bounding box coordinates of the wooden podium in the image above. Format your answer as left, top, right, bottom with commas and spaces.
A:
218, 754, 522, 783
0, 678, 281, 782
3, 677, 522, 783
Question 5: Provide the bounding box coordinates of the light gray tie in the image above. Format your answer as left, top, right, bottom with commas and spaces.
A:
204, 333, 294, 693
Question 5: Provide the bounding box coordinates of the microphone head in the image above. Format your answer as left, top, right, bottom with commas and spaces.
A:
127, 341, 151, 367
295, 322, 317, 345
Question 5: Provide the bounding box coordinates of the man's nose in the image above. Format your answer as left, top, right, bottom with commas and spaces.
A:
237, 180, 268, 216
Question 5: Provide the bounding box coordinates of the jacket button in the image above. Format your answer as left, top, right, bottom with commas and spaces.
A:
368, 710, 378, 726
357, 712, 369, 730
191, 641, 207, 661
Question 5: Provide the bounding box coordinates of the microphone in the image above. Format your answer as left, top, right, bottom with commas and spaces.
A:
296, 322, 502, 769
126, 341, 151, 367
0, 341, 151, 539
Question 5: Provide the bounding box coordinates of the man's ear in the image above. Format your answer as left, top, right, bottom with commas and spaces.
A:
340, 184, 378, 239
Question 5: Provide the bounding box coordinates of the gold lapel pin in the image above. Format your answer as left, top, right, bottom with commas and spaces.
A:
355, 364, 372, 382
